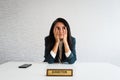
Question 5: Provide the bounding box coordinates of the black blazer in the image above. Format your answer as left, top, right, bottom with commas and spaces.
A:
44, 36, 77, 64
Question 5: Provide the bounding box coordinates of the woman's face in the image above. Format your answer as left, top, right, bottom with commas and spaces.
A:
54, 22, 67, 39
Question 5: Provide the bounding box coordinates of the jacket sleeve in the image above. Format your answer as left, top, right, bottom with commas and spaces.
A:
66, 38, 77, 64
44, 37, 55, 64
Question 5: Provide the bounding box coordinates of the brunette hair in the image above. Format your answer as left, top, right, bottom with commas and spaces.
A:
48, 17, 72, 50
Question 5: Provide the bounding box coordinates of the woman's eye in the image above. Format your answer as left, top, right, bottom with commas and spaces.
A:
63, 27, 65, 29
56, 27, 60, 30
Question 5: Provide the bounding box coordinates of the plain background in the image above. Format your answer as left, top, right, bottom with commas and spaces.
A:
0, 0, 120, 66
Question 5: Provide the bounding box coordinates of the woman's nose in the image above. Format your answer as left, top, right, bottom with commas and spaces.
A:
59, 28, 63, 33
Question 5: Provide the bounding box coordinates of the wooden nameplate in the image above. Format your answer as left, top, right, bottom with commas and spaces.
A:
46, 69, 73, 76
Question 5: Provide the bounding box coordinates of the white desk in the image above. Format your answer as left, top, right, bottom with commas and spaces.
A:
0, 61, 120, 80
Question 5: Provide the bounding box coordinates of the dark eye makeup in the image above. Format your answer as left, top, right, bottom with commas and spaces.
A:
55, 26, 66, 30
56, 27, 60, 30
63, 26, 66, 29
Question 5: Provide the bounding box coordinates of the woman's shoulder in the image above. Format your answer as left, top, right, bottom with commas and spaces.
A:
71, 36, 76, 40
45, 36, 49, 39
44, 36, 50, 43
45, 36, 54, 42
71, 36, 76, 44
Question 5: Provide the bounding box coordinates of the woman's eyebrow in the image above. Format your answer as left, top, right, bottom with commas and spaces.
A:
62, 26, 66, 28
56, 26, 59, 28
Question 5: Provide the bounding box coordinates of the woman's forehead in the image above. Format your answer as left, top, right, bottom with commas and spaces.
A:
54, 22, 65, 27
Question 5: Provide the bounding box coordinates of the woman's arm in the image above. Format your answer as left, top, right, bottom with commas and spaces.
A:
44, 37, 55, 63
66, 37, 77, 64
63, 28, 76, 64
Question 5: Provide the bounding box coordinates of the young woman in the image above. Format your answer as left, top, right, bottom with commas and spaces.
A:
44, 18, 76, 64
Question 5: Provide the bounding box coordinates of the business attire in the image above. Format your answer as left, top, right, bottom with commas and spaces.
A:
44, 36, 77, 64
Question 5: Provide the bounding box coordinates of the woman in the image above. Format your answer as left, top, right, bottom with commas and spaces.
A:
44, 18, 76, 64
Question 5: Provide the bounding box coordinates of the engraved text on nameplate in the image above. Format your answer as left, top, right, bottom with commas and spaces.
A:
46, 69, 73, 76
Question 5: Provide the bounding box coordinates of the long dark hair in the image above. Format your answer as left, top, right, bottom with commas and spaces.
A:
48, 18, 72, 50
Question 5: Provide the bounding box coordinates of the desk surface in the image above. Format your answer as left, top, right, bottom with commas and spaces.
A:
0, 61, 120, 80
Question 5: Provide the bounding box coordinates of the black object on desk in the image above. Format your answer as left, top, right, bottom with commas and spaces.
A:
18, 64, 32, 68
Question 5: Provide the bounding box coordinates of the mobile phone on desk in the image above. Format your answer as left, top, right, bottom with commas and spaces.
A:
18, 64, 32, 68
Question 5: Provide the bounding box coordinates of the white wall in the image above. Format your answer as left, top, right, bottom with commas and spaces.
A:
0, 0, 120, 66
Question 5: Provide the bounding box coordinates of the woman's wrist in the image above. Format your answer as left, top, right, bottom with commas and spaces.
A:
55, 40, 60, 45
52, 41, 59, 54
55, 38, 60, 43
63, 39, 67, 45
63, 41, 70, 53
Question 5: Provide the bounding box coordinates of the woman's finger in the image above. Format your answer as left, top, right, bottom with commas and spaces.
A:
54, 27, 59, 38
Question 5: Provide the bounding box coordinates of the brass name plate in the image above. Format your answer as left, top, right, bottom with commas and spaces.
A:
46, 69, 73, 76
